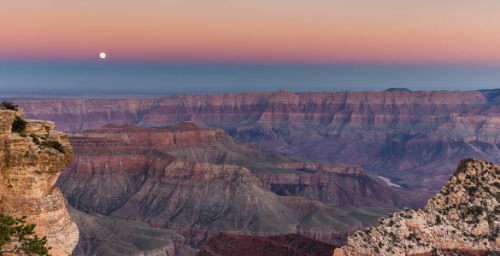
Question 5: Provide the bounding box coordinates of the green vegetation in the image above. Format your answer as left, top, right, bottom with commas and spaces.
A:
0, 213, 51, 256
12, 116, 27, 133
1, 101, 18, 111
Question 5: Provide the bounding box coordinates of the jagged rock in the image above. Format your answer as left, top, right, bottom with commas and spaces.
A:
334, 159, 500, 256
0, 110, 78, 256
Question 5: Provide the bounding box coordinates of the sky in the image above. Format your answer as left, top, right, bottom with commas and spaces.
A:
2, 0, 500, 65
1, 1, 500, 96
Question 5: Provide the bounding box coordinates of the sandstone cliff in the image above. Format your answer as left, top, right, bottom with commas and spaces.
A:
334, 159, 500, 256
17, 90, 500, 192
0, 110, 78, 256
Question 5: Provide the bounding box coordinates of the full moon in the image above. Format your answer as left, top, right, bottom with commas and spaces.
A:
100, 52, 106, 59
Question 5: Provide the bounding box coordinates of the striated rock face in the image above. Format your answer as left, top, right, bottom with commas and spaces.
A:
17, 90, 500, 191
198, 233, 339, 256
334, 159, 500, 256
58, 122, 397, 248
0, 110, 79, 256
65, 122, 426, 209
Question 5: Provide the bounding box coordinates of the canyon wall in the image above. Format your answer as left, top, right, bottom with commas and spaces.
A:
17, 89, 500, 191
65, 122, 425, 209
0, 110, 78, 256
58, 122, 397, 248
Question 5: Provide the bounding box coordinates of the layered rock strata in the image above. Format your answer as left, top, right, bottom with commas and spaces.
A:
334, 159, 500, 256
18, 89, 500, 191
0, 110, 79, 256
58, 122, 396, 247
66, 122, 424, 208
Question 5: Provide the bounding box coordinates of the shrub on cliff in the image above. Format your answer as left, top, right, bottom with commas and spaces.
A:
29, 134, 41, 145
0, 101, 18, 111
0, 213, 52, 256
41, 140, 65, 153
11, 117, 27, 133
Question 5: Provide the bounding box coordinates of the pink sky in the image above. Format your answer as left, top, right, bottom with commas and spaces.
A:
2, 0, 500, 64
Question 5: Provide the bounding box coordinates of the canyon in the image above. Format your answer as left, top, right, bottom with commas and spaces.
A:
17, 89, 500, 192
10, 89, 500, 255
200, 159, 500, 255
58, 122, 400, 250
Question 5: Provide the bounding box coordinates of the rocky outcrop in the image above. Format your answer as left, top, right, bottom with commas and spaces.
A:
17, 90, 500, 191
334, 159, 500, 256
0, 110, 78, 256
198, 233, 339, 256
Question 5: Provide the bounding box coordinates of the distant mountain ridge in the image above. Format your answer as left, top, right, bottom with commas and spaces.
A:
17, 89, 500, 192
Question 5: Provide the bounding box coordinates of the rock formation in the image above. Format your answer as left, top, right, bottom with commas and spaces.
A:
65, 122, 426, 209
0, 110, 78, 256
17, 89, 500, 192
334, 159, 500, 256
58, 122, 397, 248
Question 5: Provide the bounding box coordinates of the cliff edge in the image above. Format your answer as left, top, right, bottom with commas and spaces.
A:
0, 109, 79, 256
334, 158, 500, 255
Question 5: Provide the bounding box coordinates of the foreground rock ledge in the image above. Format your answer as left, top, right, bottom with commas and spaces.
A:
0, 110, 79, 256
334, 158, 500, 256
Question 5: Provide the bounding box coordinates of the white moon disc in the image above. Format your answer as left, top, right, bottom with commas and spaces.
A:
100, 52, 106, 59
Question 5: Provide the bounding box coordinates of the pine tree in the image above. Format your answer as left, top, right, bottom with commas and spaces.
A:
0, 213, 51, 256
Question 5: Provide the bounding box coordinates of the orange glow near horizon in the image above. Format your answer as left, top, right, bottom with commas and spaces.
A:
2, 0, 500, 64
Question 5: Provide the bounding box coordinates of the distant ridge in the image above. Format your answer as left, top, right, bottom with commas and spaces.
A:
18, 89, 499, 192
385, 88, 412, 92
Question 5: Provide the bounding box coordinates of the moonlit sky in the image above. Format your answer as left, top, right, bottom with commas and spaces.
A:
1, 0, 500, 96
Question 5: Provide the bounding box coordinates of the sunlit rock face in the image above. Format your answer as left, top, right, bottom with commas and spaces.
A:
0, 110, 79, 256
334, 159, 500, 256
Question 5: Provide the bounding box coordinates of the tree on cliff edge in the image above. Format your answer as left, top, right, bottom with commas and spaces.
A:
0, 214, 51, 256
